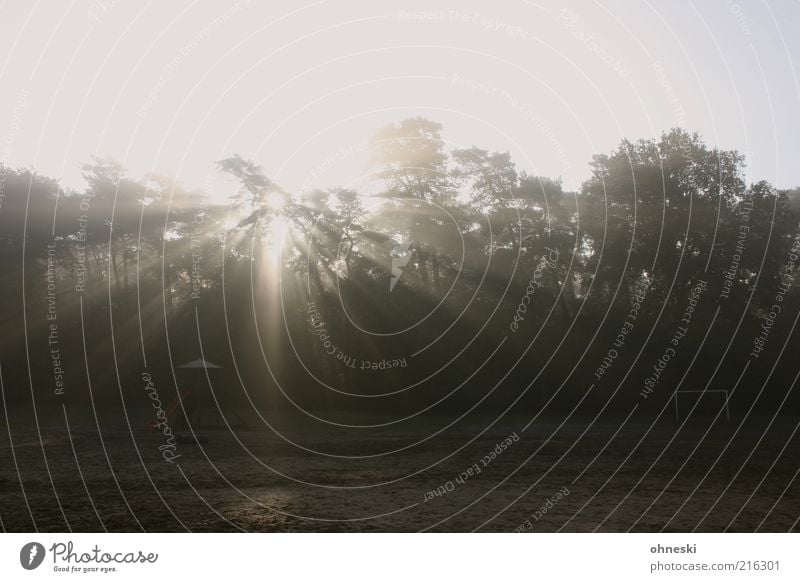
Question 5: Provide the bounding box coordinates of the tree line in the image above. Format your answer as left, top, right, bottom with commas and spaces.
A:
2, 118, 799, 419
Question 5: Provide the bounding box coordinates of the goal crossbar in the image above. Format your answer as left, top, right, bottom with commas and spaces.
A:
672, 389, 730, 423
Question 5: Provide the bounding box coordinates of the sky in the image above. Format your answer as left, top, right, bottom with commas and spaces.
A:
0, 0, 798, 199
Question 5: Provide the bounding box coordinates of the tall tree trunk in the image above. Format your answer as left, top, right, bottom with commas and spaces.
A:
507, 223, 519, 254
417, 248, 429, 289
123, 244, 129, 293
553, 269, 578, 354
432, 251, 441, 293
110, 243, 120, 292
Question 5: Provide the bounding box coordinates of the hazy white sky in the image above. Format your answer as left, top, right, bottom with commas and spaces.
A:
1, 0, 798, 198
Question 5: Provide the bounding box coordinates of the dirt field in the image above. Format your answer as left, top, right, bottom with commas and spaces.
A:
1, 407, 798, 532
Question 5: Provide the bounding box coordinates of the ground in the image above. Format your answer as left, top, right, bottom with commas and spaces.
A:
1, 407, 798, 532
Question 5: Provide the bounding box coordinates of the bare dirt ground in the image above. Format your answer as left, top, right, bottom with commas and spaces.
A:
1, 407, 798, 532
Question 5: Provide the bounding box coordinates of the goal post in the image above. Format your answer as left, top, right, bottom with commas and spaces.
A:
673, 389, 730, 423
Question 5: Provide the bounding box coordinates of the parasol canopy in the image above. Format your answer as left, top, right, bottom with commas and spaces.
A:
176, 358, 222, 369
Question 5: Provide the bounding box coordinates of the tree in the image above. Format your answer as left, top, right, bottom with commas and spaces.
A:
369, 118, 455, 293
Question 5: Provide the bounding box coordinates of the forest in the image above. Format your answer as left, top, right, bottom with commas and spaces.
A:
2, 117, 799, 421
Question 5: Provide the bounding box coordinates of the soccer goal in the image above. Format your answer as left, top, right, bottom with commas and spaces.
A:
672, 389, 730, 424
